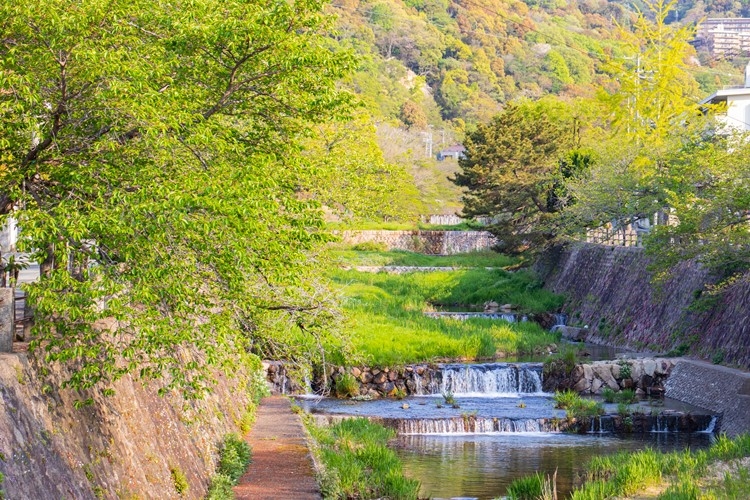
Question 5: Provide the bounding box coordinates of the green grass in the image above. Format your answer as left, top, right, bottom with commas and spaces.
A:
306, 418, 420, 499
330, 249, 521, 269
553, 390, 604, 419
331, 269, 561, 365
568, 434, 750, 499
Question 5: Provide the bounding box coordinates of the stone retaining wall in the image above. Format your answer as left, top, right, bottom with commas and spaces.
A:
574, 358, 672, 395
339, 230, 497, 255
536, 243, 750, 370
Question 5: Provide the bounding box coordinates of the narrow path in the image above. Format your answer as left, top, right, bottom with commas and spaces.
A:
234, 396, 320, 500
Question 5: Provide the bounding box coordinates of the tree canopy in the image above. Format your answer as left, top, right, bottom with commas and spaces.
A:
0, 0, 375, 396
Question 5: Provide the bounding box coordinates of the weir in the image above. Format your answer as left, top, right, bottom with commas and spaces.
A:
413, 363, 544, 396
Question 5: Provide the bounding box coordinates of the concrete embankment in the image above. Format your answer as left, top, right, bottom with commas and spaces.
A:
665, 359, 750, 437
537, 243, 750, 370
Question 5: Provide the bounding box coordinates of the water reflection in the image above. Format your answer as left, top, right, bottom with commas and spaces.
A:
396, 433, 713, 499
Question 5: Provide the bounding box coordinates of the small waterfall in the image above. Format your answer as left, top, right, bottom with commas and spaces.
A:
413, 363, 544, 396
700, 416, 718, 434
424, 312, 518, 322
397, 417, 554, 434
553, 313, 567, 326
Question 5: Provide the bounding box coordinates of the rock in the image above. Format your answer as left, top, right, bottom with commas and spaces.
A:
350, 367, 362, 378
406, 380, 416, 392
373, 372, 387, 385
401, 404, 410, 409
406, 366, 414, 372
416, 366, 425, 375
621, 378, 634, 389
499, 303, 514, 312
643, 359, 657, 378
484, 301, 499, 313
388, 371, 398, 382
611, 364, 621, 379
372, 368, 381, 376
583, 364, 594, 382
496, 351, 507, 359
572, 365, 585, 380
360, 372, 373, 384
559, 326, 586, 341
591, 378, 604, 394
367, 389, 380, 399
636, 387, 646, 397
573, 377, 591, 393
593, 364, 619, 391
640, 374, 653, 390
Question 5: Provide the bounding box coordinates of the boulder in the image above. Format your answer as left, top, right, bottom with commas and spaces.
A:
643, 359, 657, 378
350, 367, 362, 378
557, 326, 586, 341
373, 372, 387, 385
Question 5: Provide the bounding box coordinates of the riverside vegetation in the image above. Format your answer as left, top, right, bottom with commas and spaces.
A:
328, 249, 564, 366
305, 417, 420, 500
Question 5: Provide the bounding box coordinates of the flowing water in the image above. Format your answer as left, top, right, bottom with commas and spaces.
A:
299, 362, 716, 499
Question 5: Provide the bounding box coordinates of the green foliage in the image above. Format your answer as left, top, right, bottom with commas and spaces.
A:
617, 402, 630, 417
306, 417, 420, 500
217, 435, 252, 484
205, 434, 252, 500
334, 373, 360, 399
170, 466, 189, 497
616, 389, 637, 404
205, 474, 234, 500
618, 360, 632, 380
570, 435, 750, 499
331, 249, 520, 269
0, 0, 365, 397
331, 267, 561, 365
553, 390, 581, 410
601, 387, 616, 403
505, 473, 544, 500
453, 98, 575, 252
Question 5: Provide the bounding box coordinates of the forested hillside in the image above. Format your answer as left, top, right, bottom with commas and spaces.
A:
325, 0, 746, 213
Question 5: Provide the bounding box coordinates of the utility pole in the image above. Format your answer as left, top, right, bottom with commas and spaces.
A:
423, 128, 433, 158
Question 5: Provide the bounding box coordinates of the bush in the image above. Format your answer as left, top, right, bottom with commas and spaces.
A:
205, 474, 234, 500
334, 373, 360, 398
217, 434, 252, 483
615, 389, 636, 404
554, 390, 580, 409
170, 466, 189, 497
602, 387, 616, 403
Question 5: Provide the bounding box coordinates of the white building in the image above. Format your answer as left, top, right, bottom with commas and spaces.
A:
700, 62, 750, 132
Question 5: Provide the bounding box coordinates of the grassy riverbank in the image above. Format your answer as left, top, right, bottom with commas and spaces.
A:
507, 434, 750, 500
305, 417, 419, 499
331, 248, 519, 268
329, 255, 563, 365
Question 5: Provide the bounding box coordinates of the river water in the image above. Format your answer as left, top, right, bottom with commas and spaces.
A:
298, 359, 718, 499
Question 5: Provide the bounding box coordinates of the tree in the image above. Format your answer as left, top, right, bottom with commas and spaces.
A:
0, 0, 358, 396
452, 98, 575, 252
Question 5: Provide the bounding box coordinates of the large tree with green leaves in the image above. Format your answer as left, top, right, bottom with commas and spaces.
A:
452, 98, 578, 252
0, 0, 368, 397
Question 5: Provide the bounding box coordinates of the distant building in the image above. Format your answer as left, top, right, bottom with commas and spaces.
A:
436, 144, 466, 161
695, 18, 750, 58
700, 61, 750, 133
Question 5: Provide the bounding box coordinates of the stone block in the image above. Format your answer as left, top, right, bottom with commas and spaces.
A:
643, 359, 657, 378
373, 372, 387, 385
350, 367, 361, 378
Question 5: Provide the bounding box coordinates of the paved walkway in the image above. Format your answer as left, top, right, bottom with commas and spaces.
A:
234, 396, 320, 500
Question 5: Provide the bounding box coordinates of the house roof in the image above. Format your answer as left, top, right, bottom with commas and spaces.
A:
440, 144, 466, 153
700, 86, 750, 105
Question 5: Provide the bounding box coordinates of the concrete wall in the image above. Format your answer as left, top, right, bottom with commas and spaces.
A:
339, 230, 497, 255
665, 359, 750, 436
537, 243, 750, 370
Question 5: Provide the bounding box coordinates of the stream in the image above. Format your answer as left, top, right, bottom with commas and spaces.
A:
298, 361, 716, 499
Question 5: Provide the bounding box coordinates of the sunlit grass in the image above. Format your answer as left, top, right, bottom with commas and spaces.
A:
331, 268, 562, 365
569, 434, 750, 499
330, 248, 521, 269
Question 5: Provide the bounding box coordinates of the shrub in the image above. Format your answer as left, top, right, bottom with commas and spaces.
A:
205, 474, 234, 500
217, 434, 252, 483
170, 466, 189, 497
615, 389, 636, 404
618, 360, 632, 380
334, 373, 360, 399
602, 387, 616, 403
617, 403, 630, 417
554, 390, 580, 409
